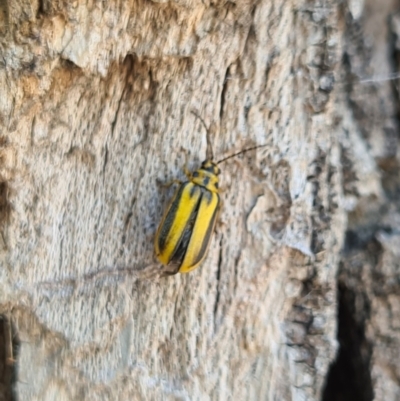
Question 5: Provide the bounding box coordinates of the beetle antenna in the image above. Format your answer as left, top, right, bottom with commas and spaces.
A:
217, 144, 268, 165
191, 111, 214, 160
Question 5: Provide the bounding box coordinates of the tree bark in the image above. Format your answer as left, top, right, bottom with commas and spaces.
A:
324, 1, 400, 401
0, 0, 398, 400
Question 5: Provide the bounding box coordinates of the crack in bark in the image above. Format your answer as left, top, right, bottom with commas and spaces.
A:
103, 62, 130, 180
213, 236, 223, 330
121, 196, 137, 250
37, 0, 45, 18
322, 264, 374, 401
0, 315, 18, 401
219, 65, 230, 120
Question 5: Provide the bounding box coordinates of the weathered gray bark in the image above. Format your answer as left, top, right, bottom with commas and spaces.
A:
324, 1, 400, 401
0, 0, 399, 400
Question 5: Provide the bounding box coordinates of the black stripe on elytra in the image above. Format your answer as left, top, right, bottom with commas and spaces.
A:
189, 182, 198, 198
158, 183, 190, 252
201, 188, 214, 205
169, 190, 203, 268
189, 191, 220, 267
170, 188, 220, 270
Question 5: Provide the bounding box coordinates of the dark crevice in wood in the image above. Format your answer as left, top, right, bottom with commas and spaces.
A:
121, 196, 136, 250
0, 315, 19, 401
0, 181, 10, 226
37, 0, 45, 18
323, 3, 399, 398
219, 65, 230, 120
213, 236, 223, 329
322, 282, 373, 401
102, 144, 109, 179
322, 234, 375, 401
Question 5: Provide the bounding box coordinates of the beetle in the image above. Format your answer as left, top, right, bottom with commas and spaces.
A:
154, 112, 266, 275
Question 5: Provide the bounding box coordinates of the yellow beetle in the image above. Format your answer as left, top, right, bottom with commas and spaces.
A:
154, 113, 264, 275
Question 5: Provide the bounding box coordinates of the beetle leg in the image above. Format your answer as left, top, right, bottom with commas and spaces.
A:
183, 151, 191, 179
156, 178, 182, 188
161, 264, 181, 277
216, 199, 223, 225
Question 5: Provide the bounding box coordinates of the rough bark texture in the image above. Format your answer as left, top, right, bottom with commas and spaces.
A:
0, 0, 398, 400
324, 1, 400, 401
